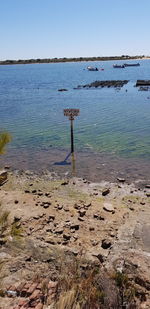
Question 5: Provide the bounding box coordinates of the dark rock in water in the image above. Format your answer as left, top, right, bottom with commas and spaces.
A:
58, 88, 68, 92
139, 86, 149, 91
75, 80, 129, 89
136, 80, 150, 86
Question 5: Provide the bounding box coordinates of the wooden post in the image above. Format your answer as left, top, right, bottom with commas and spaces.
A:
64, 109, 79, 154
64, 109, 80, 175
70, 118, 74, 153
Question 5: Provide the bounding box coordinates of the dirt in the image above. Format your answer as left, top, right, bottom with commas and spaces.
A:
0, 170, 150, 308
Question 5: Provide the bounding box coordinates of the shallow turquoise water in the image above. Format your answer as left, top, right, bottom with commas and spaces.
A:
0, 60, 150, 160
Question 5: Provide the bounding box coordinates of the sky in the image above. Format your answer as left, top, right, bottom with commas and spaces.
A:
0, 0, 150, 60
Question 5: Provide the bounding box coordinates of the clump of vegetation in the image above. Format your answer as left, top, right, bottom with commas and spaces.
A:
113, 271, 136, 307
51, 254, 120, 309
0, 211, 9, 236
10, 222, 23, 238
0, 132, 11, 155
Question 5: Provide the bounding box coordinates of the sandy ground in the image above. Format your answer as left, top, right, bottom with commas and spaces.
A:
0, 170, 150, 308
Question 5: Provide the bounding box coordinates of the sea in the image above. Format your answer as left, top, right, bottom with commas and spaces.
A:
0, 59, 150, 184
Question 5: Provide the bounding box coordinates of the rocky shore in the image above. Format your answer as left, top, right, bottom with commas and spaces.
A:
0, 170, 150, 308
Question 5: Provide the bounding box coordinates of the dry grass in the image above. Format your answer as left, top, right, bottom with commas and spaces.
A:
0, 211, 9, 236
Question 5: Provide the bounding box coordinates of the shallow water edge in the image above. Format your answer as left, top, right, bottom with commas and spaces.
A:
1, 148, 150, 187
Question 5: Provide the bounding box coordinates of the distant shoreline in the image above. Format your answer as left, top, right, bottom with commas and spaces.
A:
0, 55, 150, 66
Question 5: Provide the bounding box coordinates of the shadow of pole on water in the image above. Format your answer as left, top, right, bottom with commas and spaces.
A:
53, 150, 76, 176
53, 151, 72, 166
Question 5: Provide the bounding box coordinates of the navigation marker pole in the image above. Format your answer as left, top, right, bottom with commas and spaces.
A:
64, 109, 80, 175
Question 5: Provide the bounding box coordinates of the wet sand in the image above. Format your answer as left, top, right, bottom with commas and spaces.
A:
1, 148, 150, 187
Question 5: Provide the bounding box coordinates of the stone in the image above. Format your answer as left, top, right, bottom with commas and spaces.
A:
84, 202, 91, 209
89, 226, 95, 231
117, 177, 125, 183
0, 171, 7, 186
70, 223, 80, 230
91, 240, 99, 246
103, 203, 115, 213
145, 184, 150, 188
58, 88, 68, 91
54, 228, 63, 234
14, 215, 21, 222
57, 204, 63, 210
79, 209, 86, 217
47, 215, 55, 222
63, 233, 71, 240
102, 187, 110, 196
93, 213, 105, 220
61, 180, 69, 185
74, 203, 81, 210
78, 217, 85, 222
101, 239, 112, 249
45, 237, 56, 245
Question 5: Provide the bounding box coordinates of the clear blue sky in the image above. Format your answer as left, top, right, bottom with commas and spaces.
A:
1, 0, 150, 60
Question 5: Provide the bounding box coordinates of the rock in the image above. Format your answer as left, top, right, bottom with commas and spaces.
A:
93, 213, 105, 220
102, 187, 110, 196
91, 240, 99, 246
14, 215, 21, 222
70, 223, 80, 230
84, 202, 91, 209
89, 226, 95, 231
78, 217, 85, 222
61, 180, 69, 185
0, 238, 7, 245
58, 88, 68, 91
57, 204, 63, 210
54, 228, 63, 234
47, 215, 55, 222
41, 202, 51, 208
101, 239, 112, 249
0, 171, 7, 186
6, 290, 17, 297
103, 203, 115, 213
78, 209, 86, 217
64, 207, 69, 212
45, 237, 56, 245
145, 184, 150, 189
117, 177, 125, 183
63, 233, 71, 240
74, 203, 81, 210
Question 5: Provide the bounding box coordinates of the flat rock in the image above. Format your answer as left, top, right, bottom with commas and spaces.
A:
103, 203, 115, 213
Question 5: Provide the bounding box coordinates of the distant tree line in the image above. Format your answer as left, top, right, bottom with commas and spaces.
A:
0, 55, 146, 65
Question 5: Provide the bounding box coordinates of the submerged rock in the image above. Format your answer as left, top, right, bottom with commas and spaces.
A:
75, 80, 129, 89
